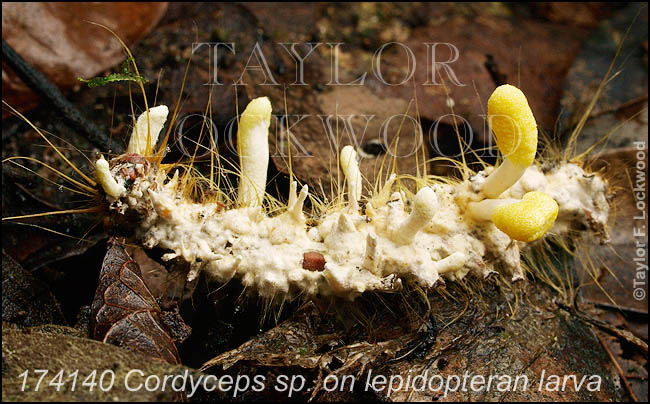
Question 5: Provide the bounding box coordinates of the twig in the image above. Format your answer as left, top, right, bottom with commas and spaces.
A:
595, 332, 639, 402
587, 94, 649, 120
557, 301, 648, 355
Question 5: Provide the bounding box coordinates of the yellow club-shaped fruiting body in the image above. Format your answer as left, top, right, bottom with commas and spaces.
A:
492, 191, 559, 242
480, 84, 539, 198
237, 97, 272, 207
488, 84, 538, 167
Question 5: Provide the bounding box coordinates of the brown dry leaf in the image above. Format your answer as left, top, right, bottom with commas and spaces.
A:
2, 250, 66, 327
577, 147, 648, 314
2, 2, 168, 115
2, 327, 193, 401
201, 303, 341, 371
91, 238, 190, 364
200, 284, 620, 401
201, 301, 414, 401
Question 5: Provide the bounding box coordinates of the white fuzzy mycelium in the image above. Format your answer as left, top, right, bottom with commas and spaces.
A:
96, 90, 610, 299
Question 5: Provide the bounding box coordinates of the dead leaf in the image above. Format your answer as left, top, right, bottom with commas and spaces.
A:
2, 2, 168, 116
91, 238, 190, 364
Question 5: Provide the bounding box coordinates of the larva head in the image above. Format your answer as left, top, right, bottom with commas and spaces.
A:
94, 153, 156, 235
488, 84, 538, 167
491, 191, 559, 242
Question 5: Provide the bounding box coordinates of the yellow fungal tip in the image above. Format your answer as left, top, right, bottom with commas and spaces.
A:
492, 191, 559, 242
240, 96, 272, 131
487, 84, 538, 167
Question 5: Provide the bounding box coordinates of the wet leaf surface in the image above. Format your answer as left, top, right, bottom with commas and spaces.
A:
2, 326, 194, 402
2, 251, 65, 327
560, 3, 648, 144
577, 147, 648, 314
575, 146, 649, 402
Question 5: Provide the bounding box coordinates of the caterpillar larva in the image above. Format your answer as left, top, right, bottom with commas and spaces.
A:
94, 84, 610, 300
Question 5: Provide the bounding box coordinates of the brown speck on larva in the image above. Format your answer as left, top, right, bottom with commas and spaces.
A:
303, 252, 326, 271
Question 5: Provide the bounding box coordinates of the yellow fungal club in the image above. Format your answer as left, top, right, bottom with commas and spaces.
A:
488, 84, 537, 166
482, 84, 538, 198
492, 191, 559, 242
237, 96, 272, 207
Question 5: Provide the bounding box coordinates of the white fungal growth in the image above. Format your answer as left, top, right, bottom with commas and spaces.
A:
96, 91, 611, 300
391, 187, 438, 245
237, 97, 272, 207
126, 105, 169, 155
340, 145, 363, 212
95, 157, 125, 199
286, 181, 309, 223
96, 155, 607, 298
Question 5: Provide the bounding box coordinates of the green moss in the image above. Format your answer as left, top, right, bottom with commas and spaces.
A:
78, 58, 147, 88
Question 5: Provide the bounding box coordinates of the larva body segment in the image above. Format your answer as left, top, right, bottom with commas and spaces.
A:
96, 85, 611, 300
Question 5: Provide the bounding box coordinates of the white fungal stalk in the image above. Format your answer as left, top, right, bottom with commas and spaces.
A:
391, 187, 438, 245
340, 145, 363, 212
95, 87, 610, 299
95, 156, 125, 199
126, 105, 169, 155
467, 198, 519, 221
481, 158, 528, 199
237, 97, 272, 207
286, 181, 309, 223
